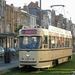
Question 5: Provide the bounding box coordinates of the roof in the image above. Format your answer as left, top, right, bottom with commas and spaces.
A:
28, 2, 39, 8
0, 33, 15, 37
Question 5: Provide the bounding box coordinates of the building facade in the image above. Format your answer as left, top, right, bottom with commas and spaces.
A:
0, 0, 5, 33
0, 1, 37, 48
23, 1, 49, 28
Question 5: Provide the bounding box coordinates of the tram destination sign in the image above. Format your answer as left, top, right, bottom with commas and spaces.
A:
22, 30, 37, 34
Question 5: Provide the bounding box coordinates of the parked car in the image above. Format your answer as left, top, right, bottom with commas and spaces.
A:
8, 48, 16, 56
0, 46, 4, 57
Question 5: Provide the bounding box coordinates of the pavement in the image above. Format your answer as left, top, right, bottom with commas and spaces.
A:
0, 55, 19, 74
0, 60, 19, 71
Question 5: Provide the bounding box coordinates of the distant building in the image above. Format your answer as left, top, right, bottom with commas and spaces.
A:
43, 10, 51, 25
72, 24, 75, 37
21, 10, 37, 28
51, 9, 56, 26
23, 1, 49, 28
0, 0, 6, 33
23, 2, 40, 25
3, 3, 37, 33
55, 14, 64, 28
0, 1, 37, 48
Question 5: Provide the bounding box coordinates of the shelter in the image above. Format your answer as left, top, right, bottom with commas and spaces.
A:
0, 33, 15, 63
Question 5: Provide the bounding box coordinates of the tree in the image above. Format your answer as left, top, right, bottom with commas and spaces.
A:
14, 25, 23, 33
14, 25, 23, 37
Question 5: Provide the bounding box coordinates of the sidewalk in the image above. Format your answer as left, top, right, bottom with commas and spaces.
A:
0, 60, 19, 70
0, 57, 19, 74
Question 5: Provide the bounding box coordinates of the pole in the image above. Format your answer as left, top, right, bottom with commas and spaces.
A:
40, 0, 41, 26
4, 36, 11, 63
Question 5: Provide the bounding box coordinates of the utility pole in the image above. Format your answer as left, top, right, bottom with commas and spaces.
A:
40, 0, 41, 26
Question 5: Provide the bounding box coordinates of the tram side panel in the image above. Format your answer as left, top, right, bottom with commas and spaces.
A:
36, 50, 52, 68
50, 49, 72, 64
36, 48, 72, 68
50, 48, 72, 60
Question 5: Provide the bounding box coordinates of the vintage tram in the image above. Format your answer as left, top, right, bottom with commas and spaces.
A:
18, 26, 72, 69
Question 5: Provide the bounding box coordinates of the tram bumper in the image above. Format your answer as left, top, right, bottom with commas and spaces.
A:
19, 61, 37, 68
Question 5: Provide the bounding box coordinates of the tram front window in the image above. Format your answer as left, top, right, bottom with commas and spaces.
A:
19, 36, 40, 49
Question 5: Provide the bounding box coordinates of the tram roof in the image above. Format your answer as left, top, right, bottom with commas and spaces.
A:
19, 26, 72, 36
48, 26, 72, 36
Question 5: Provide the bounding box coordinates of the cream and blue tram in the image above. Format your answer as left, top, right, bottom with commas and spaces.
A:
18, 26, 72, 69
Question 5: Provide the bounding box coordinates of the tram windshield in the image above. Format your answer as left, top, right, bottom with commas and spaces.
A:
19, 36, 40, 49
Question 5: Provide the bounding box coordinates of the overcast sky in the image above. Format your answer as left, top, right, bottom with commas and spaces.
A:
6, 0, 75, 24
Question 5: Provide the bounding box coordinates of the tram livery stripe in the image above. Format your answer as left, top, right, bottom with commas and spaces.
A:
19, 48, 72, 51
39, 55, 72, 63
20, 61, 36, 63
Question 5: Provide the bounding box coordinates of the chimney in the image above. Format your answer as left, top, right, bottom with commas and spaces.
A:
19, 7, 21, 10
11, 4, 13, 6
35, 1, 38, 7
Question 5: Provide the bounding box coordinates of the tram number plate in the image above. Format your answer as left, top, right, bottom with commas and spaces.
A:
25, 58, 29, 60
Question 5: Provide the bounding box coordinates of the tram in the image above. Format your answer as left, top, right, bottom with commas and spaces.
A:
18, 25, 72, 69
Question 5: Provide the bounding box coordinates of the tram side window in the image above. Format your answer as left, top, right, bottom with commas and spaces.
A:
49, 36, 51, 48
67, 38, 71, 47
69, 38, 72, 47
56, 36, 59, 48
59, 37, 64, 47
44, 36, 47, 44
43, 36, 48, 48
64, 38, 67, 47
62, 37, 64, 47
66, 38, 68, 47
65, 38, 68, 47
56, 36, 62, 48
40, 37, 42, 48
51, 36, 55, 48
56, 37, 64, 48
67, 38, 69, 47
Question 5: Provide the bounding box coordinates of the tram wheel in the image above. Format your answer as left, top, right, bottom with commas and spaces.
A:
52, 60, 58, 66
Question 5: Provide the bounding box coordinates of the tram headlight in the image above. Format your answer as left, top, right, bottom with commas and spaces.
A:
26, 54, 30, 57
